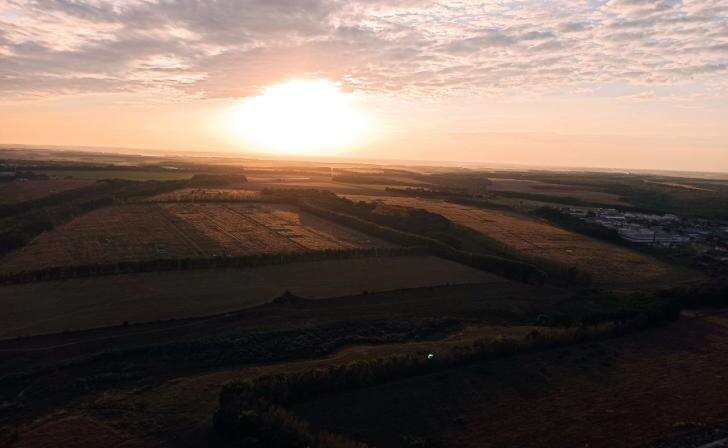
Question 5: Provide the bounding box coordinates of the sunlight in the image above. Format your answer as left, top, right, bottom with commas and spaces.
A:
224, 79, 370, 155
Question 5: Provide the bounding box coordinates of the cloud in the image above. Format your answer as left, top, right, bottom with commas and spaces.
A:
0, 0, 726, 100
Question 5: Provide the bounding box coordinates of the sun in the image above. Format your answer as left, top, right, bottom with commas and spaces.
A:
224, 79, 369, 155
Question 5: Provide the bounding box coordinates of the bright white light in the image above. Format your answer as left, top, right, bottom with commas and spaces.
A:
225, 79, 370, 155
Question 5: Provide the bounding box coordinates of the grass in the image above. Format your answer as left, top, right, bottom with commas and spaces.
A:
0, 256, 504, 338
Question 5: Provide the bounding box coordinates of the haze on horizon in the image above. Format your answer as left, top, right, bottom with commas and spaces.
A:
1, 0, 727, 172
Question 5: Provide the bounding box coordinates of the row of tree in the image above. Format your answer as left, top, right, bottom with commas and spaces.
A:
214, 302, 687, 447
0, 174, 247, 256
0, 247, 422, 285
132, 186, 557, 284
215, 404, 370, 448
259, 189, 555, 284
214, 280, 728, 447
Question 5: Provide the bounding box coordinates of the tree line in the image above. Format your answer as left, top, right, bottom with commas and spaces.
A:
0, 174, 246, 256
259, 189, 595, 286
214, 279, 728, 447
213, 310, 673, 447
216, 404, 370, 448
0, 247, 421, 285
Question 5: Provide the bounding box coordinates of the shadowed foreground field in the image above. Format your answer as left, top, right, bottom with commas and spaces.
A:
295, 313, 728, 448
0, 256, 504, 338
6, 313, 728, 448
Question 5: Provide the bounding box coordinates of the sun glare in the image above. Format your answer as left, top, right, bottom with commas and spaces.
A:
225, 79, 369, 155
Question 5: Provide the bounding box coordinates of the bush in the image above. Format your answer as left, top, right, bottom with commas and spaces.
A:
214, 404, 368, 448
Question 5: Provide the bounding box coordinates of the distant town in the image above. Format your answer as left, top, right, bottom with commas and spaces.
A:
562, 207, 728, 265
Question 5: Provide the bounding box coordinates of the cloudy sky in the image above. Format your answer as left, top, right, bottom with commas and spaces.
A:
1, 0, 727, 171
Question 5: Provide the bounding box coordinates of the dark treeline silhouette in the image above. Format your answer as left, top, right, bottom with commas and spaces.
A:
215, 279, 728, 447
530, 207, 626, 244
216, 404, 370, 448
0, 247, 420, 285
30, 184, 589, 286
217, 316, 658, 410
0, 317, 461, 410
0, 180, 122, 218
214, 318, 665, 447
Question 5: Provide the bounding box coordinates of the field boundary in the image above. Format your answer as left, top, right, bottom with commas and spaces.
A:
0, 247, 426, 285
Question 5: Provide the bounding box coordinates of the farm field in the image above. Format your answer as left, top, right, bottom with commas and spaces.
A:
144, 187, 260, 202
486, 178, 629, 206
0, 256, 506, 338
0, 203, 390, 274
248, 177, 394, 195
0, 179, 94, 204
345, 195, 679, 284
144, 182, 397, 203
35, 169, 196, 181
295, 314, 728, 448
2, 148, 726, 448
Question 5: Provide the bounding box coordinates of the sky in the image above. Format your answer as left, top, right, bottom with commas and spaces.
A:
1, 0, 727, 171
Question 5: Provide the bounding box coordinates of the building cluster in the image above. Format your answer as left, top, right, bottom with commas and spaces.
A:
562, 207, 728, 261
